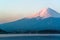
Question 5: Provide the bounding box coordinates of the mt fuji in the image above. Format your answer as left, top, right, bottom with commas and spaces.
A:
0, 8, 60, 34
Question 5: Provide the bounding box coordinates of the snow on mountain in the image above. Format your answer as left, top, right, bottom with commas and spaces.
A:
28, 8, 60, 19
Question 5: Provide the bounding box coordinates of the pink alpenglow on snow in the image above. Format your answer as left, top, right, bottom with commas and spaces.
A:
27, 8, 60, 19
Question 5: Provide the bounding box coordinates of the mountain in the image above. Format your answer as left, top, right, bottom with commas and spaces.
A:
0, 8, 60, 34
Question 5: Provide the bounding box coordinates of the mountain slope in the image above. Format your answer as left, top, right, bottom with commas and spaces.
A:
32, 17, 60, 30
0, 29, 7, 34
0, 18, 41, 32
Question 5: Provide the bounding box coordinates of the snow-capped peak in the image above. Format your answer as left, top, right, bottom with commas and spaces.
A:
27, 8, 60, 19
38, 8, 51, 18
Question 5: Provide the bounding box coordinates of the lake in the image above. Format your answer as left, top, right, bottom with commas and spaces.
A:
0, 34, 60, 40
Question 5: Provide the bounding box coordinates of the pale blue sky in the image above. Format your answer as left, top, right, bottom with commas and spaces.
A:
0, 0, 60, 20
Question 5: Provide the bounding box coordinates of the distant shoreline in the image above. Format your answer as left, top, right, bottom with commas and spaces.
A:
0, 34, 60, 37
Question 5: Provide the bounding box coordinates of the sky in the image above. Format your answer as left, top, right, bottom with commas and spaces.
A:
0, 0, 60, 23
